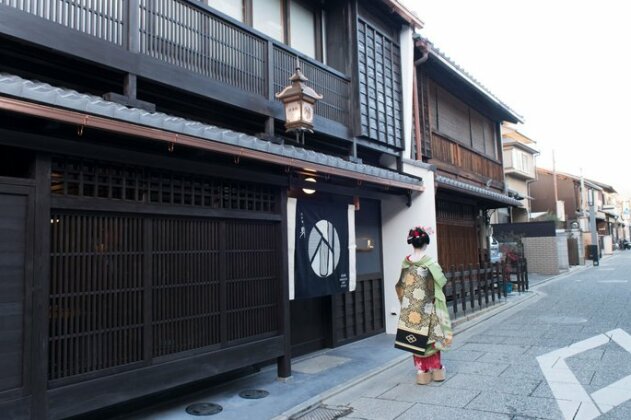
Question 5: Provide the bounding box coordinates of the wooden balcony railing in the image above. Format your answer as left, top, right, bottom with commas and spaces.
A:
431, 132, 504, 184
1, 0, 350, 126
0, 0, 125, 45
273, 46, 350, 127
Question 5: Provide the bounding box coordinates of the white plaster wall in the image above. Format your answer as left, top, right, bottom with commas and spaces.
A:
381, 166, 436, 334
603, 235, 613, 255
399, 25, 414, 159
556, 230, 569, 270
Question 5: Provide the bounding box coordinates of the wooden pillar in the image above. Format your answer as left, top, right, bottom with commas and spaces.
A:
31, 154, 51, 419
277, 189, 291, 378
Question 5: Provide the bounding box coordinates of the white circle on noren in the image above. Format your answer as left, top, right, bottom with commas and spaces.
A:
307, 220, 341, 278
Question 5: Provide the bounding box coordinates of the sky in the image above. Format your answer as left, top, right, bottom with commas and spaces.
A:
401, 0, 631, 197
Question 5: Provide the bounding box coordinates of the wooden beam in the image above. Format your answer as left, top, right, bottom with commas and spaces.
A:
31, 154, 51, 419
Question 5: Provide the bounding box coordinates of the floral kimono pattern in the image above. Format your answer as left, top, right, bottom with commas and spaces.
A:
396, 255, 452, 356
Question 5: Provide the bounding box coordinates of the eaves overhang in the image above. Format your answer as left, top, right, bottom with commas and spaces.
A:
502, 140, 539, 155
505, 168, 537, 181
436, 175, 523, 208
0, 73, 423, 192
380, 0, 424, 29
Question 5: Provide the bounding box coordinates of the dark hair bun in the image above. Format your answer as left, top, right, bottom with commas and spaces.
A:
406, 226, 430, 248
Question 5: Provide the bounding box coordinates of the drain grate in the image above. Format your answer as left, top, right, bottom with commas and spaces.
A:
185, 402, 223, 416
238, 389, 269, 399
290, 404, 353, 420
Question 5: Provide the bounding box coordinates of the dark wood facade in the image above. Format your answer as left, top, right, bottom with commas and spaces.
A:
414, 38, 521, 268
0, 0, 411, 162
0, 0, 416, 417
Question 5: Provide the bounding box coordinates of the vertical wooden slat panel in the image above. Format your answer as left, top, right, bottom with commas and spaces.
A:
49, 212, 144, 380
48, 157, 280, 379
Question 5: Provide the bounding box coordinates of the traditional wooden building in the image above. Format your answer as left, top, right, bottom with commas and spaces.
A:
412, 37, 523, 269
0, 1, 432, 418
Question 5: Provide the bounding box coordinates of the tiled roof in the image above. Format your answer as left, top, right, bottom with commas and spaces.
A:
0, 73, 422, 188
436, 175, 523, 207
415, 35, 523, 123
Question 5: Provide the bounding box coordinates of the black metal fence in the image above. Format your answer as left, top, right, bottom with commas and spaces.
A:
444, 258, 528, 319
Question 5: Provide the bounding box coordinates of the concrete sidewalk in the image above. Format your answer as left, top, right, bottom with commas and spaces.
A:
290, 255, 629, 420
117, 266, 587, 420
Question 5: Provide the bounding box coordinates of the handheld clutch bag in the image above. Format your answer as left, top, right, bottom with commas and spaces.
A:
394, 326, 429, 355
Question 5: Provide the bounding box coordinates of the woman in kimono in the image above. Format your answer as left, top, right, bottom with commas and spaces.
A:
395, 226, 453, 385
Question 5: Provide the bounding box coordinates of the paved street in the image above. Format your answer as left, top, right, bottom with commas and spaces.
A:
316, 253, 631, 420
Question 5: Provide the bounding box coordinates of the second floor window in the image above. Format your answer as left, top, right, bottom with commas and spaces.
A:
211, 0, 245, 21
206, 0, 319, 59
429, 82, 498, 161
513, 149, 532, 174
253, 0, 285, 42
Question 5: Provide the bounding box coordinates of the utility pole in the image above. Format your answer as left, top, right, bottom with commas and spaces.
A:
552, 150, 559, 218
580, 169, 585, 218
589, 188, 599, 266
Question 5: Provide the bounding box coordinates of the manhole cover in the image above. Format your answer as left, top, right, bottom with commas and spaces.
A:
239, 389, 269, 399
290, 404, 353, 420
185, 402, 223, 416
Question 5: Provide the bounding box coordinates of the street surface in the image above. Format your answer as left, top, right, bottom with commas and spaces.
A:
322, 253, 631, 419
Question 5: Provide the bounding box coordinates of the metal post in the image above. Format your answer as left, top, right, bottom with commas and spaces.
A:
589, 188, 599, 266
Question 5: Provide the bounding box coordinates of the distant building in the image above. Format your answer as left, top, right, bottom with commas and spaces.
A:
530, 168, 621, 254
497, 123, 538, 223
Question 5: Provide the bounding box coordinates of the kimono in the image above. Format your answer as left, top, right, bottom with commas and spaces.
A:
395, 255, 452, 357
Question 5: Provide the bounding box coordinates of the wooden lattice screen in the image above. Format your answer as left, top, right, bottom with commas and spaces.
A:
333, 276, 384, 345
49, 159, 281, 382
357, 18, 403, 148
51, 157, 277, 213
436, 199, 479, 269
49, 213, 145, 380
151, 218, 222, 358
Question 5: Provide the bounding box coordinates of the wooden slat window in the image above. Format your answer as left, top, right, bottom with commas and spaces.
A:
225, 221, 280, 341
152, 218, 221, 357
436, 199, 476, 226
357, 18, 403, 148
428, 81, 499, 161
333, 276, 384, 345
1, 0, 124, 45
49, 211, 282, 378
48, 158, 282, 380
49, 213, 144, 380
436, 85, 470, 144
470, 109, 486, 153
51, 157, 278, 213
436, 199, 479, 268
483, 119, 497, 160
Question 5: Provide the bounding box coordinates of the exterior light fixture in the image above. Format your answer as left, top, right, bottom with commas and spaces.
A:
275, 59, 323, 145
302, 177, 317, 195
